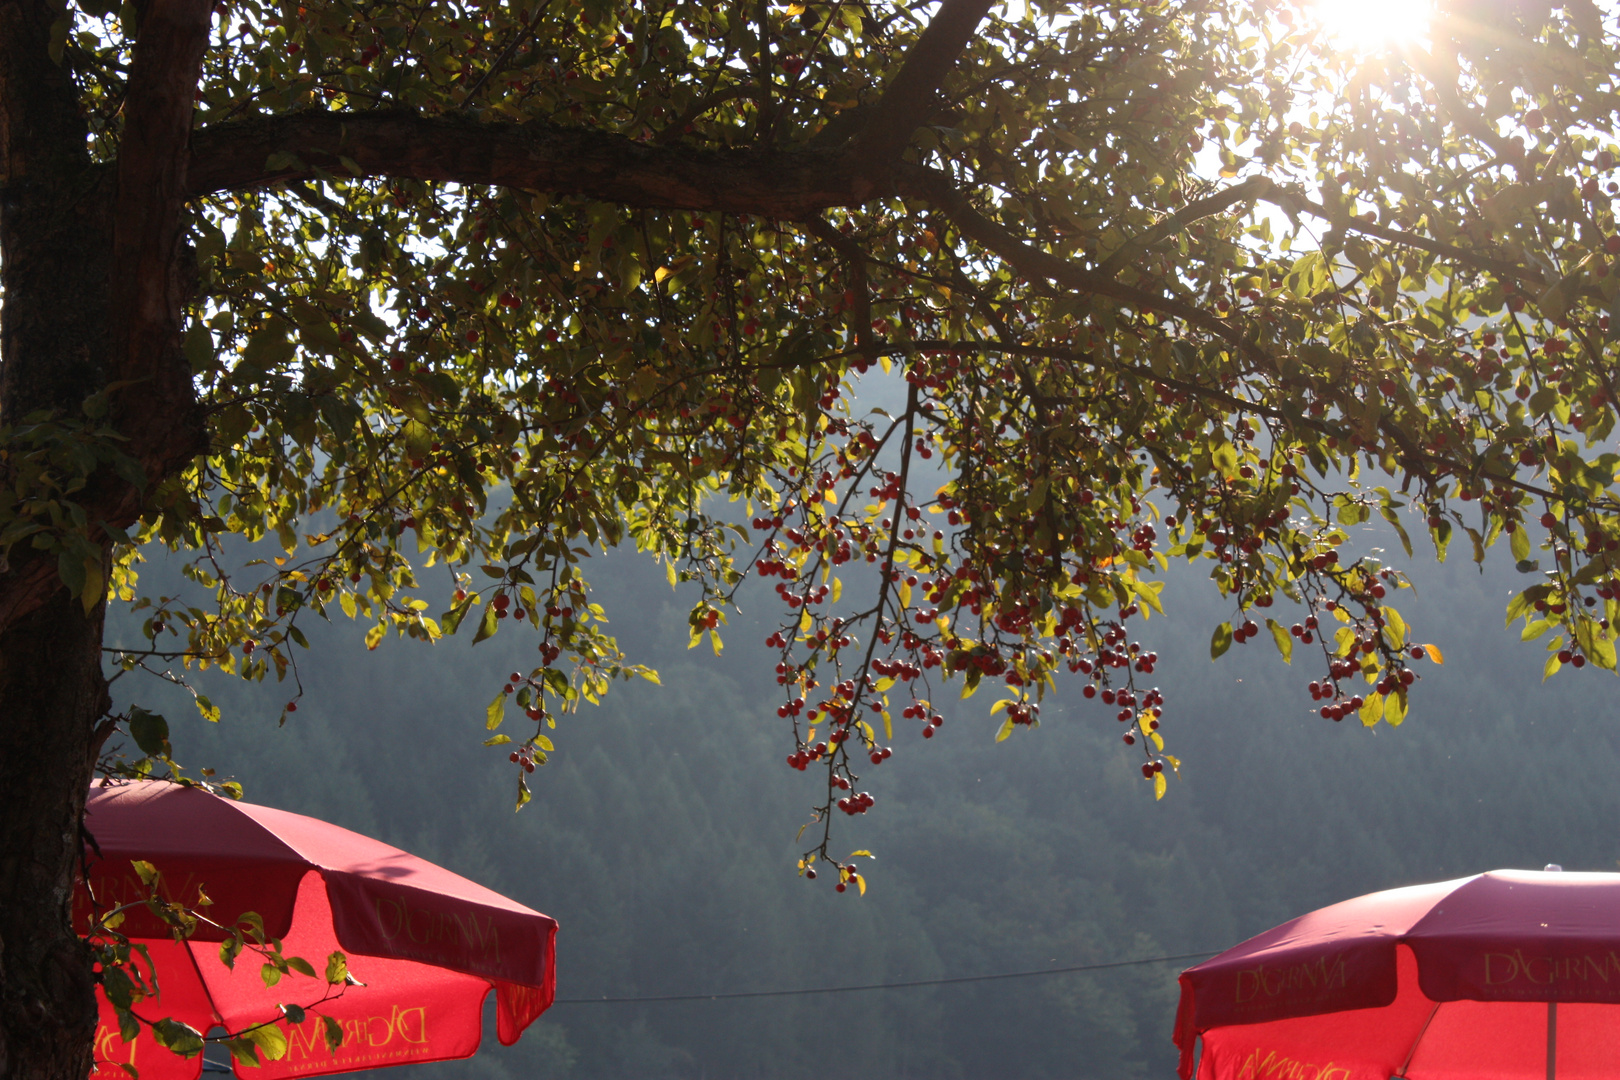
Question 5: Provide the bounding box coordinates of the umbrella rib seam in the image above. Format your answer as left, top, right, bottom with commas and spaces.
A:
1394, 1000, 1441, 1079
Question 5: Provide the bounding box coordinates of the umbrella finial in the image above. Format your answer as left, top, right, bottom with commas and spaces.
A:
1545, 863, 1564, 872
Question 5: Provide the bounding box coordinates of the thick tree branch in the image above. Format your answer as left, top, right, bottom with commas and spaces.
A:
111, 0, 212, 471
188, 109, 887, 212
850, 0, 997, 162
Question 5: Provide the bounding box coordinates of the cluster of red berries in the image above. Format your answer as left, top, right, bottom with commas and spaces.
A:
491, 593, 529, 620
1140, 759, 1166, 779
786, 742, 829, 770
1372, 668, 1416, 695
1005, 701, 1039, 725
775, 581, 830, 609
834, 866, 861, 892
837, 791, 875, 815
1316, 695, 1365, 721
508, 749, 537, 773
900, 703, 944, 737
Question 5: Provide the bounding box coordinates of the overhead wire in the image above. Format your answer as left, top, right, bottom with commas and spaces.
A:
552, 949, 1220, 1004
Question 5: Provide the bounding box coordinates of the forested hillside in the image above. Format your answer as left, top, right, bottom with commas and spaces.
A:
108, 532, 1620, 1080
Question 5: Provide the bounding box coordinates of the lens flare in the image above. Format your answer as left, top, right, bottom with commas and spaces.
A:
1311, 0, 1433, 50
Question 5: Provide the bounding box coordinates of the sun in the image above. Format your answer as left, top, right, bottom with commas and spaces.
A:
1310, 0, 1433, 50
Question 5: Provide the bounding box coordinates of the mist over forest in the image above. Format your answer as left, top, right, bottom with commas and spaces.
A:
107, 522, 1620, 1080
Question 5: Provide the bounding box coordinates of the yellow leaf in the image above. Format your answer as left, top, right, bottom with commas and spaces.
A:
1153, 772, 1167, 800
1359, 692, 1385, 726
1423, 643, 1445, 665
995, 716, 1015, 742
855, 873, 866, 896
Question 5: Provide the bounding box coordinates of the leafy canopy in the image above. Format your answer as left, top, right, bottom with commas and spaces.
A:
39, 0, 1620, 868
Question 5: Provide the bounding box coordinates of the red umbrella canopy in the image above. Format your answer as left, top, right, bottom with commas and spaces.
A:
80, 781, 556, 1080
1174, 870, 1620, 1080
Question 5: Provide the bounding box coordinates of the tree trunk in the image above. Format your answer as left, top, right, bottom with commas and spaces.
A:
0, 0, 121, 1075
0, 594, 110, 1080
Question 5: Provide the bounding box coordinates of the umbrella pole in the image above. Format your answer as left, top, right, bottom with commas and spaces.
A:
1546, 1000, 1558, 1080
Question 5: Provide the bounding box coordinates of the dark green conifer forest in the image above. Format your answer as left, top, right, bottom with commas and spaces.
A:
110, 531, 1620, 1080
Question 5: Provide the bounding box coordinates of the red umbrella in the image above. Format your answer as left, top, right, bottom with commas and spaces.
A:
79, 780, 556, 1080
1174, 869, 1620, 1080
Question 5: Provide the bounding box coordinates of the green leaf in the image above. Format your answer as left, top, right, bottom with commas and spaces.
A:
323, 1014, 344, 1051
284, 956, 316, 979
128, 708, 171, 758
1430, 518, 1452, 562
151, 1019, 205, 1058
195, 695, 221, 723
1380, 505, 1413, 557
486, 690, 506, 730
1380, 606, 1407, 649
1210, 621, 1233, 659
473, 602, 499, 644
239, 1022, 288, 1062
324, 951, 348, 985
282, 1003, 306, 1024
1383, 687, 1408, 726
1266, 618, 1292, 662
1511, 524, 1531, 563
80, 557, 104, 614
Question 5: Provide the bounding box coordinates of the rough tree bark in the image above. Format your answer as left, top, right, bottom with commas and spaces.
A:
0, 0, 208, 1073
0, 0, 117, 1071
